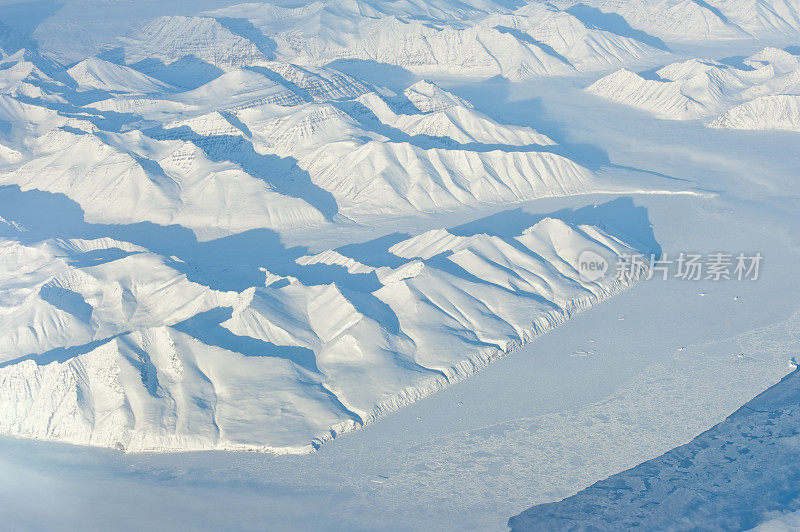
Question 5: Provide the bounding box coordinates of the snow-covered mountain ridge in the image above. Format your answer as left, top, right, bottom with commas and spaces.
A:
1, 0, 791, 454
0, 36, 664, 452
588, 46, 800, 132
0, 44, 624, 240
0, 215, 651, 452
200, 0, 800, 79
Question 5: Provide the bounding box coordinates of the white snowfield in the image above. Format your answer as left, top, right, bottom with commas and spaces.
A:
510, 350, 800, 531
0, 0, 797, 457
1, 1, 800, 530
0, 3, 674, 454
588, 46, 800, 132
0, 218, 648, 452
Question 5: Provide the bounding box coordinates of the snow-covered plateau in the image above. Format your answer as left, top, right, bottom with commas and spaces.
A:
1, 0, 800, 530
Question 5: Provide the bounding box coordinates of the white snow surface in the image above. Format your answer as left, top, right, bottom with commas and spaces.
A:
0, 4, 799, 530
0, 0, 704, 453
0, 216, 648, 452
510, 349, 800, 530
710, 93, 800, 131
66, 58, 173, 94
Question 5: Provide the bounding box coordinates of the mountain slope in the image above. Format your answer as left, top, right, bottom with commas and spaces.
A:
205, 1, 664, 79
66, 57, 173, 94
710, 93, 800, 132
587, 46, 800, 126
0, 216, 652, 452
0, 50, 619, 237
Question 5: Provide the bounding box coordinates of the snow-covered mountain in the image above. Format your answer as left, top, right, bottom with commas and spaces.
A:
567, 0, 800, 42
15, 0, 800, 73
0, 217, 650, 452
0, 41, 623, 239
0, 3, 666, 452
1, 0, 797, 455
66, 57, 173, 94
202, 1, 663, 79
96, 0, 800, 84
587, 46, 800, 132
710, 94, 800, 132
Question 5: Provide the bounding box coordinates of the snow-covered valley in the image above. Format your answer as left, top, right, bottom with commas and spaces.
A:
1, 0, 800, 530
